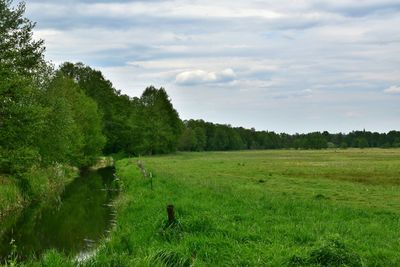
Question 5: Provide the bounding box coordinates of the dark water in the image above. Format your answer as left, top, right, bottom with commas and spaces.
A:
0, 167, 117, 262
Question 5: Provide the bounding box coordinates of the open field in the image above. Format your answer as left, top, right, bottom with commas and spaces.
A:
19, 149, 400, 266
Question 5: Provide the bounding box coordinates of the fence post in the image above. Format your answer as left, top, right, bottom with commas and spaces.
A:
167, 204, 175, 225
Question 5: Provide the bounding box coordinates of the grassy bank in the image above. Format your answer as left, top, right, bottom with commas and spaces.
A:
16, 149, 400, 266
0, 176, 24, 238
0, 176, 23, 218
0, 156, 116, 223
0, 165, 78, 233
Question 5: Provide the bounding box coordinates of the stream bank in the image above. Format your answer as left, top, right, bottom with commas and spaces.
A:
0, 166, 118, 263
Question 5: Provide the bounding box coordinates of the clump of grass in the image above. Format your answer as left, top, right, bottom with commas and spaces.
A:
288, 237, 364, 266
313, 193, 329, 200
4, 238, 18, 267
149, 249, 192, 267
156, 218, 184, 242
0, 180, 23, 218
39, 249, 73, 267
184, 217, 214, 234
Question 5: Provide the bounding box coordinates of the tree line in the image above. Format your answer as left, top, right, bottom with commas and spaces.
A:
178, 120, 400, 151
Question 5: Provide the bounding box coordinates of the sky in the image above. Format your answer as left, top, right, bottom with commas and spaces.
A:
25, 0, 400, 133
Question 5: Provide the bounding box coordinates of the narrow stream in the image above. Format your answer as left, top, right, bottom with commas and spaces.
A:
0, 167, 118, 262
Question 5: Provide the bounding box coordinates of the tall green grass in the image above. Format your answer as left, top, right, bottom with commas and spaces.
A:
0, 178, 23, 218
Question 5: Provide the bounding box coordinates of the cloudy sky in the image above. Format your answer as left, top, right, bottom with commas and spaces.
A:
25, 0, 400, 133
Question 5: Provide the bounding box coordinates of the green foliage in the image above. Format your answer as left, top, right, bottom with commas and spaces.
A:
0, 147, 40, 174
138, 86, 183, 155
59, 62, 130, 154
0, 0, 47, 175
193, 127, 206, 151
21, 164, 77, 202
37, 74, 82, 165
68, 83, 106, 166
0, 0, 45, 76
178, 128, 197, 151
1, 69, 105, 173
59, 64, 183, 156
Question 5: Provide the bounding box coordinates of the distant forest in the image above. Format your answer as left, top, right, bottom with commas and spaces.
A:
1, 0, 400, 178
179, 121, 400, 151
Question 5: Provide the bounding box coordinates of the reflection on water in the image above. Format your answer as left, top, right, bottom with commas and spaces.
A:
0, 167, 117, 261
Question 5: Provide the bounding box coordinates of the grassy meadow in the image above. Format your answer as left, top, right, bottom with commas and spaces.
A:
22, 149, 400, 266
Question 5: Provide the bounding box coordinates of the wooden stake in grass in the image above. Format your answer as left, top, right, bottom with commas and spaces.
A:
167, 204, 175, 225
137, 160, 147, 178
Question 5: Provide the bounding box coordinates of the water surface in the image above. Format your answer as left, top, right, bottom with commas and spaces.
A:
0, 167, 117, 261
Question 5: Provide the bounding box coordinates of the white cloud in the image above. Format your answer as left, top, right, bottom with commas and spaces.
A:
175, 68, 236, 85
78, 2, 284, 20
384, 85, 400, 94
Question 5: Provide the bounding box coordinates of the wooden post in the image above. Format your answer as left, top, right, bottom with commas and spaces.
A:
137, 160, 147, 178
167, 204, 175, 225
149, 172, 153, 190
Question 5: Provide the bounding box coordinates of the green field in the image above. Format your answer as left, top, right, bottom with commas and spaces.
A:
23, 149, 400, 266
